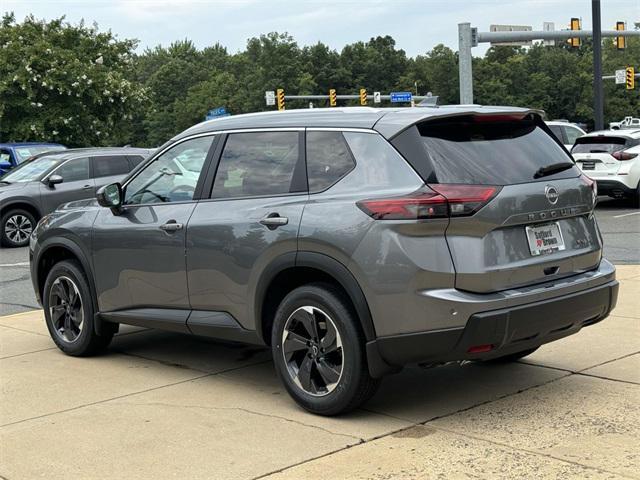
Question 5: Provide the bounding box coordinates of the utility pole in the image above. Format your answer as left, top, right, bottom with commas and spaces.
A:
592, 0, 604, 130
458, 23, 474, 104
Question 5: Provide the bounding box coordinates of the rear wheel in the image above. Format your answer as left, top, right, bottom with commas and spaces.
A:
271, 283, 380, 416
43, 260, 114, 356
486, 347, 539, 363
632, 181, 640, 209
1, 208, 36, 247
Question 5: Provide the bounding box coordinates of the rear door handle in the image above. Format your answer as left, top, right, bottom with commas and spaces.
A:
82, 185, 93, 190
259, 213, 289, 228
159, 220, 183, 232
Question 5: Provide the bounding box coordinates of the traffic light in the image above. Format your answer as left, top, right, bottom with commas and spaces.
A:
276, 88, 285, 111
568, 17, 581, 48
329, 89, 337, 107
626, 67, 635, 90
359, 88, 367, 106
615, 22, 626, 50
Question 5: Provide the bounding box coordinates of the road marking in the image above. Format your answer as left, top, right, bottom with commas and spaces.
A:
0, 261, 29, 267
613, 211, 640, 219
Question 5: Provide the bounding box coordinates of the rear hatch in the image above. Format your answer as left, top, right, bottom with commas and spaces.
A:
397, 113, 600, 293
571, 135, 639, 176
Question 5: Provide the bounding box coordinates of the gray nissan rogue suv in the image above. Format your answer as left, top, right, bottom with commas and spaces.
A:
30, 107, 618, 415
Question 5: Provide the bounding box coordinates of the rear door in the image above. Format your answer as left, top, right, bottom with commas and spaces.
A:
91, 155, 131, 191
571, 135, 638, 176
410, 114, 599, 293
186, 130, 306, 331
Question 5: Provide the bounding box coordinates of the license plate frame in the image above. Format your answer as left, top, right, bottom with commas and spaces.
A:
525, 222, 566, 256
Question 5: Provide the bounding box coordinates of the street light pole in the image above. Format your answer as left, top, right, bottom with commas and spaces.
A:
592, 0, 604, 130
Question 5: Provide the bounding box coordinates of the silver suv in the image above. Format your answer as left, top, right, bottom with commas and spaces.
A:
30, 107, 618, 415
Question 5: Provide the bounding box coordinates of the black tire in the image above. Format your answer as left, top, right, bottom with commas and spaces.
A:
632, 182, 640, 209
271, 283, 381, 416
43, 259, 114, 356
486, 347, 539, 363
1, 208, 36, 247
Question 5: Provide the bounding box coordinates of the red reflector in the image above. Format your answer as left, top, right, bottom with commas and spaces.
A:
467, 344, 494, 354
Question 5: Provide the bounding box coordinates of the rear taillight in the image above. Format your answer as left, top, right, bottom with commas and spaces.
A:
356, 184, 499, 220
612, 150, 638, 161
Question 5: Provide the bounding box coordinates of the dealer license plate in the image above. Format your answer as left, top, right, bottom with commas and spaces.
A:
525, 222, 566, 256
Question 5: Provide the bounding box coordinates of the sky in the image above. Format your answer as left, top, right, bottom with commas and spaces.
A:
2, 0, 639, 57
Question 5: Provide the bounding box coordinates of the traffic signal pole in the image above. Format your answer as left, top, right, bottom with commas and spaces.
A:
592, 0, 604, 130
457, 24, 640, 105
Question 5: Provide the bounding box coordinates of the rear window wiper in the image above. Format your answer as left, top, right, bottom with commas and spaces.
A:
534, 162, 575, 179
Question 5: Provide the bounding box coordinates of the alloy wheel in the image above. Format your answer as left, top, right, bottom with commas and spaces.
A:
5, 214, 33, 244
49, 276, 84, 343
281, 306, 344, 396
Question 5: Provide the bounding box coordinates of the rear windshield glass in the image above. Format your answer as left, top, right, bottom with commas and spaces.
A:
571, 136, 634, 154
418, 116, 578, 185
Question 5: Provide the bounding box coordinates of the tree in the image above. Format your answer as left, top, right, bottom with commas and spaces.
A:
0, 14, 146, 146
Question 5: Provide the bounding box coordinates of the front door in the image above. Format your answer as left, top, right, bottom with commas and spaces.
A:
187, 130, 307, 331
92, 135, 216, 320
40, 157, 95, 213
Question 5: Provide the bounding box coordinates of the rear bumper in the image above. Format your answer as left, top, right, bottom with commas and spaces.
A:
594, 179, 637, 197
367, 261, 618, 375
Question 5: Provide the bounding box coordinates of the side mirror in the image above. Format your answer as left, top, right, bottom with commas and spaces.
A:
0, 161, 11, 170
96, 183, 123, 212
47, 174, 64, 187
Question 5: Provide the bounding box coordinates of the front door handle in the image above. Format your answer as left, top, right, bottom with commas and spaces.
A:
159, 220, 183, 232
82, 185, 93, 190
259, 213, 289, 229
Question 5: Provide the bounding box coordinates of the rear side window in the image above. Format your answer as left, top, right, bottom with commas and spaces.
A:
212, 132, 300, 198
127, 155, 145, 169
306, 131, 355, 192
417, 116, 578, 185
571, 136, 636, 154
92, 155, 129, 178
54, 157, 89, 182
547, 125, 565, 143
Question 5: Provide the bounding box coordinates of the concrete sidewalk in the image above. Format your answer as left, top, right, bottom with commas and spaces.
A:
1, 266, 638, 480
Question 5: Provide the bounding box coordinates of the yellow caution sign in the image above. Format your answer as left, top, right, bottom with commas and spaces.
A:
359, 88, 367, 106
626, 67, 635, 90
277, 89, 285, 111
329, 89, 337, 107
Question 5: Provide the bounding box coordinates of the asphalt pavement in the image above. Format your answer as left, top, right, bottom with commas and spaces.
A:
0, 196, 638, 316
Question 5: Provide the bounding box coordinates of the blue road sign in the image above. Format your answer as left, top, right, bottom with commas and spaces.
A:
390, 92, 413, 103
205, 106, 228, 120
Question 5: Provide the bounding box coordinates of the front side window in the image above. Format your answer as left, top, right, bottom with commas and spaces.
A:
124, 136, 214, 205
54, 157, 89, 182
212, 131, 299, 198
306, 131, 355, 192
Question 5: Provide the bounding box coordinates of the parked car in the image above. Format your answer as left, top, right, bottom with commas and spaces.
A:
0, 142, 67, 175
30, 107, 618, 415
610, 116, 640, 130
571, 129, 640, 207
545, 121, 586, 150
0, 147, 152, 247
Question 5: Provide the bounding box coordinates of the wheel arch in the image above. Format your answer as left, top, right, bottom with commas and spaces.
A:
255, 251, 377, 346
2, 200, 42, 222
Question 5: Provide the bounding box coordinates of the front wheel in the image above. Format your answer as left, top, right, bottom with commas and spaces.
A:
43, 260, 114, 356
1, 208, 36, 247
271, 283, 380, 416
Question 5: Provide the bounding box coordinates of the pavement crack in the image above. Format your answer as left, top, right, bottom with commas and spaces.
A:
1, 347, 56, 360
0, 324, 48, 337
118, 401, 363, 442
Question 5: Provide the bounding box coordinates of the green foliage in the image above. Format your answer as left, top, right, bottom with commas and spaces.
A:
1, 14, 639, 146
0, 13, 146, 146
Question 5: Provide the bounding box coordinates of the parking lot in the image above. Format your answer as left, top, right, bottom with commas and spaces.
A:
0, 264, 638, 479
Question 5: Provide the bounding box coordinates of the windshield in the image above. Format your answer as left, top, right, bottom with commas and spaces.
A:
418, 116, 578, 185
1, 157, 61, 182
14, 146, 65, 163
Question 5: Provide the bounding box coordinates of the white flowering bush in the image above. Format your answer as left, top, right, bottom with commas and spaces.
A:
0, 13, 147, 146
